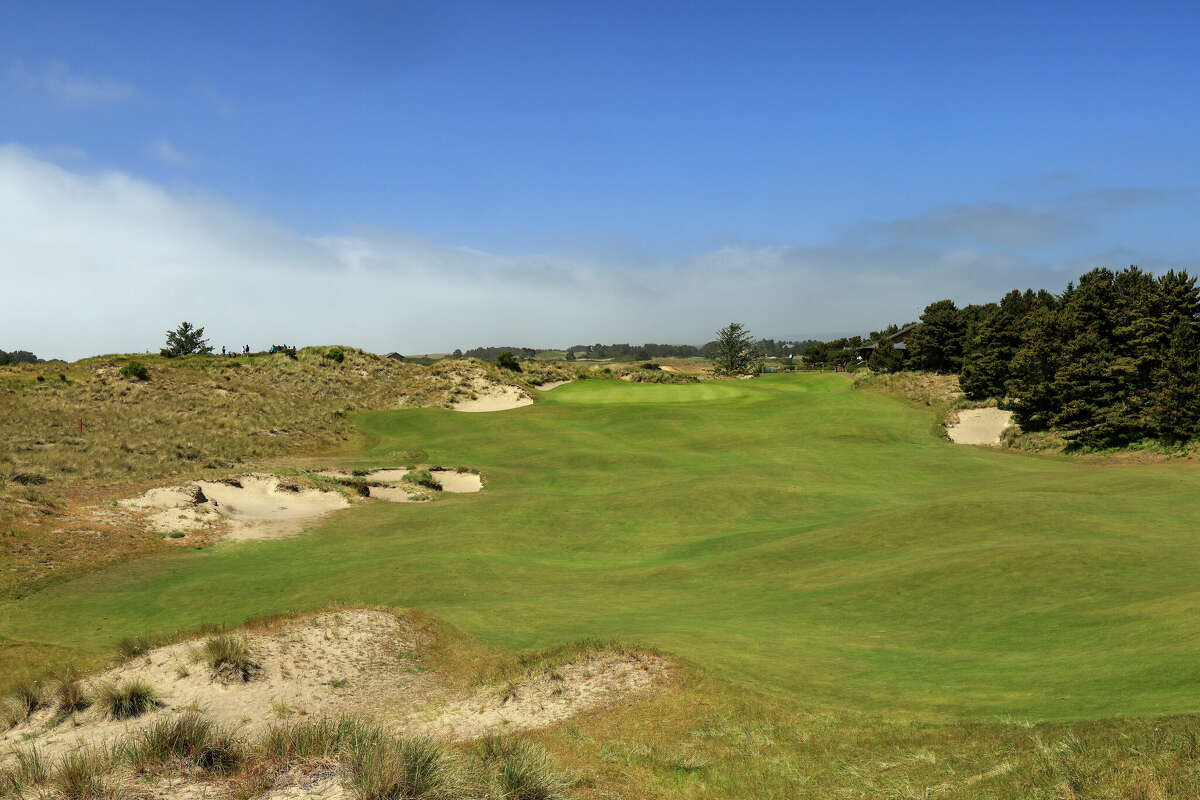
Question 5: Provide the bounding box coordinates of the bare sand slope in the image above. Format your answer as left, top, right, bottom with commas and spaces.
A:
536, 380, 572, 390
0, 610, 670, 768
947, 408, 1014, 445
452, 377, 533, 412
121, 475, 349, 541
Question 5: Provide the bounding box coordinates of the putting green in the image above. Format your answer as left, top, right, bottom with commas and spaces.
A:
4, 373, 1200, 720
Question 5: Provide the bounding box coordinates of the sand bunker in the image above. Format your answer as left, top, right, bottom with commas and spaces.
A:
409, 652, 670, 740
947, 408, 1014, 445
0, 609, 669, 768
536, 380, 572, 391
120, 475, 349, 541
452, 377, 533, 412
316, 468, 482, 498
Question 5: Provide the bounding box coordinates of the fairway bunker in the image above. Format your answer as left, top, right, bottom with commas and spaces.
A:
451, 376, 533, 412
947, 407, 1014, 445
120, 474, 349, 541
0, 609, 670, 768
316, 467, 483, 500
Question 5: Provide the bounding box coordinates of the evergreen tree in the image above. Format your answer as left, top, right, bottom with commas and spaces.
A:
906, 300, 966, 373
161, 321, 213, 358
713, 322, 756, 375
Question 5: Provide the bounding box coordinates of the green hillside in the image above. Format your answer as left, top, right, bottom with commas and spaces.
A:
5, 373, 1200, 725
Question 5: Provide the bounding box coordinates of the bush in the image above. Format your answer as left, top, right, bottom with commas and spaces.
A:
641, 362, 659, 370
97, 679, 159, 719
119, 361, 149, 380
497, 352, 522, 372
202, 635, 260, 682
130, 712, 244, 773
325, 347, 345, 363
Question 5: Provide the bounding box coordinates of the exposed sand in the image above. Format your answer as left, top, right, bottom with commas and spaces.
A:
430, 469, 483, 493
119, 475, 349, 541
0, 610, 418, 764
408, 652, 670, 740
536, 380, 572, 391
947, 408, 1014, 445
452, 377, 533, 412
0, 609, 669, 771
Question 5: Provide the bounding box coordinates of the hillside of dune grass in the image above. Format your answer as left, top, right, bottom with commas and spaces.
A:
0, 349, 580, 596
6, 372, 1200, 796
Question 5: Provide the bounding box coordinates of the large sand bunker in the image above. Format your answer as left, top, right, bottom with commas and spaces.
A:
316, 468, 483, 501
120, 475, 349, 541
947, 408, 1014, 445
0, 609, 670, 767
452, 377, 533, 412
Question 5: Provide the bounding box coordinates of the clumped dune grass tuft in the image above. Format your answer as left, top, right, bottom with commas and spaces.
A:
52, 748, 111, 800
202, 635, 261, 682
53, 665, 90, 713
116, 635, 153, 662
478, 736, 571, 800
262, 717, 369, 761
345, 730, 465, 800
130, 711, 244, 773
96, 678, 160, 719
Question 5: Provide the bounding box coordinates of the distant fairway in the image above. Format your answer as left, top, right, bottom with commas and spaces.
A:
5, 373, 1200, 720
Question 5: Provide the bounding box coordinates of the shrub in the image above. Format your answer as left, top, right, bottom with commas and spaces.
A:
325, 347, 345, 363
641, 362, 659, 370
119, 361, 149, 380
202, 635, 260, 682
97, 678, 160, 719
497, 352, 522, 372
130, 712, 244, 773
405, 469, 442, 491
54, 666, 90, 714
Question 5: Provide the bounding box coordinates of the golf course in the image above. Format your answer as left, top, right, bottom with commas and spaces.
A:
5, 371, 1199, 732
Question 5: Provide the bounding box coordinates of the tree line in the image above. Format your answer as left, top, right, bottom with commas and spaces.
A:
896, 266, 1200, 448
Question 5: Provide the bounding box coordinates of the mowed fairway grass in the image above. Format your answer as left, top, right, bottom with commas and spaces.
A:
5, 372, 1200, 721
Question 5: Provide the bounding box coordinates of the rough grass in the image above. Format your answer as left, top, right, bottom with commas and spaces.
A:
96, 678, 159, 719
201, 635, 260, 682
7, 373, 1200, 797
0, 351, 545, 597
129, 711, 244, 773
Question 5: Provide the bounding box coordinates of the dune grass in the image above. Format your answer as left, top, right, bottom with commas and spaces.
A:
3, 373, 1200, 795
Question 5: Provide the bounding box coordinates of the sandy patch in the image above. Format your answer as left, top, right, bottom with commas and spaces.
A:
452, 378, 533, 412
364, 468, 410, 483
658, 365, 679, 373
430, 470, 482, 493
536, 380, 572, 391
0, 610, 420, 764
368, 485, 420, 503
119, 475, 349, 541
1, 610, 670, 770
409, 652, 671, 740
947, 408, 1014, 445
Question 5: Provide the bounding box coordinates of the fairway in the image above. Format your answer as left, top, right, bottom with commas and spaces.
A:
5, 373, 1200, 721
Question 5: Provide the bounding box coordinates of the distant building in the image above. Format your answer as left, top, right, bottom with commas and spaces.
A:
857, 323, 919, 360
385, 352, 404, 361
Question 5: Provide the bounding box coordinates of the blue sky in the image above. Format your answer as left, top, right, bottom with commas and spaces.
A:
2, 0, 1199, 358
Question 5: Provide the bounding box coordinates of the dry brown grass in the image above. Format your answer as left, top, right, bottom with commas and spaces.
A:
0, 350, 551, 597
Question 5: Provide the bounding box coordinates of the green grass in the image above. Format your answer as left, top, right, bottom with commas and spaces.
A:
3, 373, 1200, 726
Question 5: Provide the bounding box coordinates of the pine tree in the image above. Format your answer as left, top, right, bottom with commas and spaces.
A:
161, 321, 213, 358
713, 322, 755, 375
906, 300, 966, 373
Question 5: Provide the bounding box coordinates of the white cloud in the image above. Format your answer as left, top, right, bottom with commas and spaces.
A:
9, 60, 134, 105
150, 139, 188, 164
0, 145, 1181, 361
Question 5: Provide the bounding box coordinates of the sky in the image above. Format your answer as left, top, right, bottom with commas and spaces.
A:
2, 0, 1199, 360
